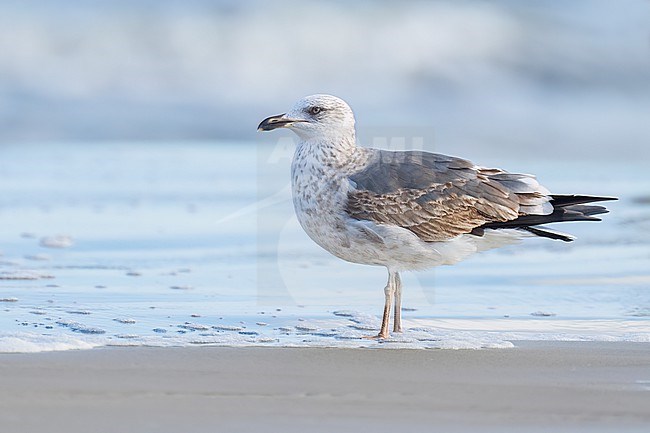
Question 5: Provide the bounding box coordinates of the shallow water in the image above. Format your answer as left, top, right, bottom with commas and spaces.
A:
0, 142, 648, 352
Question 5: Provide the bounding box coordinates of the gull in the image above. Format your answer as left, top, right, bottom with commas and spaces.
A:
258, 94, 616, 339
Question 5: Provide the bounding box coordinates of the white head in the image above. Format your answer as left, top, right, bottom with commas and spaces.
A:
258, 94, 356, 142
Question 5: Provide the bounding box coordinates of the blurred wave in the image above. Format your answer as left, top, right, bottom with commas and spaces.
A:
0, 0, 648, 159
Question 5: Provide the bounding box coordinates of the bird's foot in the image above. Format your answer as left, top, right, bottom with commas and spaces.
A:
362, 332, 389, 340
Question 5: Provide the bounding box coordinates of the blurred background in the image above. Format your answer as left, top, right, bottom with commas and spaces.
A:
1, 0, 649, 351
0, 0, 649, 160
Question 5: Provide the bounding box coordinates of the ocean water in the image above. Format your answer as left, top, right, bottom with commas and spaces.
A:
0, 141, 649, 352
1, 0, 649, 155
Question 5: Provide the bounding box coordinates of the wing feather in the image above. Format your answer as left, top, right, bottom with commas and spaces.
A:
347, 150, 550, 242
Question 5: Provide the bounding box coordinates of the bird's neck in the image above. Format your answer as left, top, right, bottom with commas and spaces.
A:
294, 133, 358, 169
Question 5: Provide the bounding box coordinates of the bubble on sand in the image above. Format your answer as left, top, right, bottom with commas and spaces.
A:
115, 334, 139, 339
332, 310, 357, 317
67, 310, 92, 315
29, 310, 47, 315
179, 323, 210, 331
56, 320, 106, 334
212, 325, 243, 331
348, 323, 377, 331
335, 330, 364, 340
531, 311, 557, 317
310, 330, 338, 337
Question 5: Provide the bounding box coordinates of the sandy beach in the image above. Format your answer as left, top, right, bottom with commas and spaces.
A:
1, 342, 649, 433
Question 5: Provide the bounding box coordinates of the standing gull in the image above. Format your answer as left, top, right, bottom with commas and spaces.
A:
258, 95, 616, 339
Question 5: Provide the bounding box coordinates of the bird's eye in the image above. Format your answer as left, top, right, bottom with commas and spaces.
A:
308, 106, 323, 115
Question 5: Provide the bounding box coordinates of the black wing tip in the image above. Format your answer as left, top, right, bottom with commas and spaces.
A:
551, 194, 618, 200
520, 226, 576, 242
475, 197, 613, 237
584, 195, 618, 202
550, 194, 618, 207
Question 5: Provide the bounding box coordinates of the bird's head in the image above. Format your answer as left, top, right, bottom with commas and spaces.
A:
258, 94, 355, 142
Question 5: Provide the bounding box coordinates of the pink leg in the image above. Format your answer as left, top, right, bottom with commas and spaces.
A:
377, 283, 393, 339
393, 272, 402, 333
365, 270, 396, 339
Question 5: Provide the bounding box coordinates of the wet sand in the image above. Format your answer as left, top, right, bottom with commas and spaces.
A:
1, 342, 649, 432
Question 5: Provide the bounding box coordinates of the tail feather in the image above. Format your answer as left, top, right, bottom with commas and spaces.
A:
476, 194, 617, 241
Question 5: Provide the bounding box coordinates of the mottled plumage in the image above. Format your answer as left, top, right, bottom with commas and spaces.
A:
258, 94, 616, 339
347, 149, 553, 242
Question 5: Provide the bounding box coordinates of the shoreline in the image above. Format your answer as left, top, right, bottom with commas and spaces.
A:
1, 341, 649, 432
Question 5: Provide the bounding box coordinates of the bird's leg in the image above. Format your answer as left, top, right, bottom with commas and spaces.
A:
393, 272, 402, 333
362, 270, 397, 340
374, 270, 397, 339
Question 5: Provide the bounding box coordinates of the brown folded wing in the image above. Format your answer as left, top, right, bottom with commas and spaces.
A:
346, 150, 550, 242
